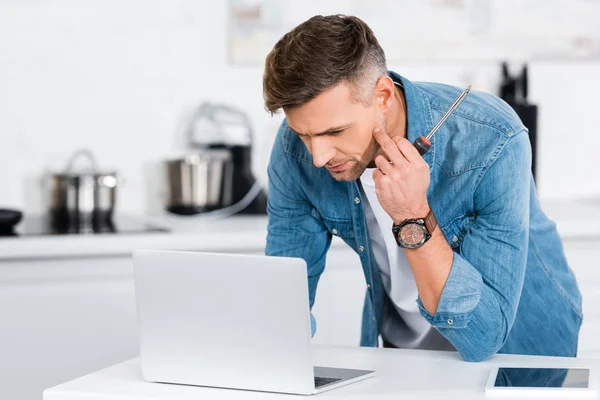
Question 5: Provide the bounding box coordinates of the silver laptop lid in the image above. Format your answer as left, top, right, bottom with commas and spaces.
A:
133, 249, 316, 394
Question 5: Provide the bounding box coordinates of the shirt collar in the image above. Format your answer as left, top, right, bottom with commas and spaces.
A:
388, 71, 435, 171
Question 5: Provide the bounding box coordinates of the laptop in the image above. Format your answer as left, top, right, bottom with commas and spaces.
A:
132, 249, 374, 395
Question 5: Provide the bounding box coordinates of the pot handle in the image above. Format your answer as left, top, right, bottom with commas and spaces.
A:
65, 149, 98, 173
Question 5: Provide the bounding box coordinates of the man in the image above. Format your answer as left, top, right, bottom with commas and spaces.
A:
262, 14, 582, 367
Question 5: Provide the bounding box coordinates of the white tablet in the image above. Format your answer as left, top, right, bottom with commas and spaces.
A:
485, 367, 597, 397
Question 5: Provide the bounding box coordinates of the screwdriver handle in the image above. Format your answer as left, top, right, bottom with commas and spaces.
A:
413, 136, 431, 156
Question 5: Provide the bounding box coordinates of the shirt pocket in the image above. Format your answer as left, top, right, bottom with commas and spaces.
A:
310, 208, 355, 239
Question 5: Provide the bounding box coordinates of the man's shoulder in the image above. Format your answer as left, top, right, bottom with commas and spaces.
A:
414, 81, 529, 178
415, 81, 526, 138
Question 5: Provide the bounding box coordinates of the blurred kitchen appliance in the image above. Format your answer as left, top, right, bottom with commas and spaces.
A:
0, 208, 22, 236
500, 62, 538, 178
165, 103, 267, 215
166, 151, 234, 214
49, 149, 119, 228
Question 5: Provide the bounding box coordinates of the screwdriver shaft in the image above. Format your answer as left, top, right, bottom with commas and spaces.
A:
425, 85, 472, 141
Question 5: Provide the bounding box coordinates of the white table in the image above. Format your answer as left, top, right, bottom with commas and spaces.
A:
44, 345, 600, 399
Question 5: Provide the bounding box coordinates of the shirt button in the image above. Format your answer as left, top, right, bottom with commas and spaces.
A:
358, 245, 365, 252
354, 197, 361, 204
367, 284, 371, 289
451, 236, 459, 243
447, 319, 454, 325
331, 228, 338, 235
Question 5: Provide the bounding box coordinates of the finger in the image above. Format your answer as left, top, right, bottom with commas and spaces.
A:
372, 127, 406, 166
393, 136, 422, 164
372, 167, 393, 187
373, 169, 393, 188
374, 154, 394, 175
372, 168, 384, 182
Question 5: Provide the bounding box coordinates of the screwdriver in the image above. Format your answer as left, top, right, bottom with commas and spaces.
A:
413, 85, 472, 156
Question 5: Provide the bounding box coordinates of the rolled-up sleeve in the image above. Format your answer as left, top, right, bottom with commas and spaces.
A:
418, 130, 532, 362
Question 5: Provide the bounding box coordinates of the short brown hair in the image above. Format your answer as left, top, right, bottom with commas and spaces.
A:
263, 14, 387, 114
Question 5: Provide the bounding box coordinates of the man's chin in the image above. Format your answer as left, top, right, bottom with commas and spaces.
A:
328, 165, 366, 182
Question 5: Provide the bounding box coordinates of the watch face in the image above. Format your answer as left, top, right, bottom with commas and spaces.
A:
400, 223, 426, 246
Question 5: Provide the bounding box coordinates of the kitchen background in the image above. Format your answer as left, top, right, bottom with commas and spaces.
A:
1, 0, 600, 218
2, 2, 600, 400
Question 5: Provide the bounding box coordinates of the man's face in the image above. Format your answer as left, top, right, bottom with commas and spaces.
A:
285, 81, 385, 182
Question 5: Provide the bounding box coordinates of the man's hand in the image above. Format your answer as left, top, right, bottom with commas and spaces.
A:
372, 127, 431, 224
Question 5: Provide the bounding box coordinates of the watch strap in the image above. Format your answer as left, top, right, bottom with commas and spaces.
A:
424, 208, 438, 234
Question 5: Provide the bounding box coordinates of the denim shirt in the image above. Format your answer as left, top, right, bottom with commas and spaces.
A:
265, 71, 583, 362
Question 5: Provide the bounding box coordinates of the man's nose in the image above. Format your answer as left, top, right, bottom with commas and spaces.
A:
310, 136, 335, 168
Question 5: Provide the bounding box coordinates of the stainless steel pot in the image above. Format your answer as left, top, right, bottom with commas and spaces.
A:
49, 149, 118, 221
165, 150, 233, 215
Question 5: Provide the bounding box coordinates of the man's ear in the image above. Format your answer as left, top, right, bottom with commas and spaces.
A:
374, 75, 395, 113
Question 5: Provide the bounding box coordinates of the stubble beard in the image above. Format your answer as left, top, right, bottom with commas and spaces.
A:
331, 113, 386, 182
330, 137, 380, 182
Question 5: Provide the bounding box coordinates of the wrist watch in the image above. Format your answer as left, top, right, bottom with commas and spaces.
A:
392, 209, 438, 249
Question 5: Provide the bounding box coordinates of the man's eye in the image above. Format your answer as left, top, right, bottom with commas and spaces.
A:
296, 129, 344, 139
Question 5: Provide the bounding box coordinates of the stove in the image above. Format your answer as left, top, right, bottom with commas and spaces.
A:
1, 215, 170, 237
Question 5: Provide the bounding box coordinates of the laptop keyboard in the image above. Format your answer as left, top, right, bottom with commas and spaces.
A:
314, 376, 342, 388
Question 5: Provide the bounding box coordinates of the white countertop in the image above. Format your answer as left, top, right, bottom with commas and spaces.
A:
2, 198, 599, 261
43, 345, 600, 400
0, 215, 271, 261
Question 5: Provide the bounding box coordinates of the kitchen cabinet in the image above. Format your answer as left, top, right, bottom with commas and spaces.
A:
0, 257, 139, 400
562, 237, 600, 357
310, 243, 365, 347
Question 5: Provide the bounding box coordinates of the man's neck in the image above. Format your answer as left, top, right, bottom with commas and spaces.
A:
388, 84, 408, 140
365, 83, 408, 170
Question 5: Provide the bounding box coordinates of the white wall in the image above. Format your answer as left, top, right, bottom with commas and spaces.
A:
1, 0, 599, 217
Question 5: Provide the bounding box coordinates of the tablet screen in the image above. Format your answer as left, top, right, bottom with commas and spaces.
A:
495, 368, 590, 388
